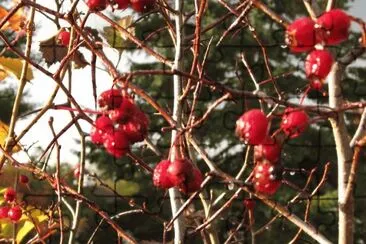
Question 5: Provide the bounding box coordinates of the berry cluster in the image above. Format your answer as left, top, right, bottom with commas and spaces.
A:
236, 108, 310, 195
153, 158, 203, 194
90, 89, 149, 158
0, 188, 22, 222
286, 9, 350, 90
86, 0, 156, 13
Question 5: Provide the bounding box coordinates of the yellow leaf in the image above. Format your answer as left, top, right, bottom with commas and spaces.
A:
16, 207, 49, 243
0, 57, 33, 81
0, 120, 21, 153
117, 15, 135, 40
0, 6, 25, 31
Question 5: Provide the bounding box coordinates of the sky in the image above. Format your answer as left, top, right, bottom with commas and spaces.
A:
6, 0, 366, 165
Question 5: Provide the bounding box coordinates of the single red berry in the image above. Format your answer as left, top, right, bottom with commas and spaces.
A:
7, 206, 22, 222
252, 161, 282, 195
19, 175, 29, 184
98, 89, 123, 110
4, 188, 16, 202
236, 109, 268, 145
115, 0, 130, 9
167, 159, 193, 186
130, 0, 156, 13
153, 160, 175, 189
57, 30, 71, 46
103, 130, 130, 157
254, 137, 281, 163
281, 108, 309, 139
86, 0, 108, 11
90, 115, 114, 145
180, 167, 203, 194
243, 199, 255, 210
120, 112, 149, 143
109, 98, 139, 123
286, 17, 317, 53
317, 9, 350, 45
0, 206, 10, 219
305, 49, 333, 81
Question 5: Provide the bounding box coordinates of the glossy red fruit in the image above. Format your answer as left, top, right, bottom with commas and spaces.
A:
317, 9, 350, 45
252, 161, 282, 195
310, 79, 324, 91
0, 206, 10, 219
243, 199, 255, 210
57, 30, 71, 46
4, 188, 16, 202
180, 167, 203, 194
254, 137, 281, 163
98, 89, 123, 110
103, 130, 130, 157
7, 206, 22, 222
153, 160, 175, 189
121, 112, 149, 143
305, 49, 333, 81
286, 17, 317, 53
130, 0, 156, 12
115, 0, 129, 9
109, 98, 138, 123
90, 115, 114, 145
19, 175, 29, 184
281, 108, 309, 139
86, 0, 108, 11
167, 159, 193, 186
236, 109, 268, 145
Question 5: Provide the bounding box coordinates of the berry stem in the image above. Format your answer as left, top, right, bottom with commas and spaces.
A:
54, 105, 103, 115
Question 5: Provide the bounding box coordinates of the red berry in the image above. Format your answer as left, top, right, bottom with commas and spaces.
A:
317, 9, 350, 45
153, 160, 175, 189
109, 98, 139, 123
305, 49, 333, 81
57, 30, 71, 46
281, 108, 309, 139
236, 109, 268, 145
7, 206, 22, 222
252, 161, 282, 195
180, 167, 203, 194
4, 188, 16, 202
19, 175, 29, 184
254, 137, 281, 163
120, 112, 149, 143
130, 0, 156, 12
243, 199, 255, 210
86, 0, 108, 11
167, 159, 193, 186
115, 0, 129, 9
90, 115, 114, 145
103, 130, 130, 157
98, 89, 123, 110
286, 17, 317, 53
0, 206, 10, 219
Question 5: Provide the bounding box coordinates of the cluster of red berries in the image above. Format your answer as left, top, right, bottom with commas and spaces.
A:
236, 108, 310, 195
0, 188, 22, 222
90, 89, 149, 158
286, 9, 350, 90
153, 158, 203, 194
86, 0, 156, 13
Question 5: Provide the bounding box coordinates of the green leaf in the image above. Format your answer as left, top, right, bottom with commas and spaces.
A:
102, 15, 135, 52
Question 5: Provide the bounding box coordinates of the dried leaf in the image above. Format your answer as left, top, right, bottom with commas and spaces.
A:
102, 15, 135, 52
39, 31, 88, 69
0, 57, 33, 81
